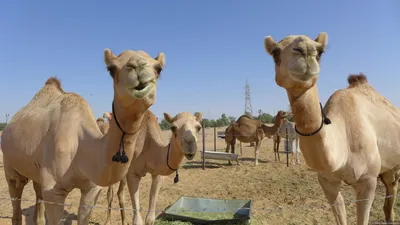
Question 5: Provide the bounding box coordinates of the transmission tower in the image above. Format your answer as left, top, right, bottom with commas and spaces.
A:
244, 77, 253, 117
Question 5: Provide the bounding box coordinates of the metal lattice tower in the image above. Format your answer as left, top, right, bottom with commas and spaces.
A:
244, 77, 253, 116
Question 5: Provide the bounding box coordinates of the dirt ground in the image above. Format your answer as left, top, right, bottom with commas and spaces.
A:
0, 126, 398, 225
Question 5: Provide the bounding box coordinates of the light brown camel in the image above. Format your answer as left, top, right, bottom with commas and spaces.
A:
1, 48, 166, 225
102, 111, 202, 225
264, 32, 400, 225
224, 111, 288, 165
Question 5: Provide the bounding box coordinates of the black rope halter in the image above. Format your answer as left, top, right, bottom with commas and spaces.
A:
294, 102, 331, 136
111, 101, 138, 164
166, 142, 179, 184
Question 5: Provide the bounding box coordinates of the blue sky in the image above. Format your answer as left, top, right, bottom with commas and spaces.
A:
1, 1, 399, 122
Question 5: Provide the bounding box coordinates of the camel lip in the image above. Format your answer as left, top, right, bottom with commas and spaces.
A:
134, 81, 152, 91
128, 83, 154, 99
185, 153, 195, 160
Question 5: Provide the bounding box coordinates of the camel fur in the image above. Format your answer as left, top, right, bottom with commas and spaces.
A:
264, 32, 400, 225
1, 48, 166, 225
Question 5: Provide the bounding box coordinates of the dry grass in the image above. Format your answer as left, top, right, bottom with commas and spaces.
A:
0, 126, 397, 225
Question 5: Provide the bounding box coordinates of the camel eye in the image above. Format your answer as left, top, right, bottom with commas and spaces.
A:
196, 126, 201, 132
154, 64, 162, 76
125, 64, 136, 71
171, 125, 177, 133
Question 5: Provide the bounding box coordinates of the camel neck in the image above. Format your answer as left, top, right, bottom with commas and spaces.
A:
163, 136, 184, 175
260, 122, 280, 137
288, 86, 323, 135
287, 85, 341, 171
78, 101, 146, 187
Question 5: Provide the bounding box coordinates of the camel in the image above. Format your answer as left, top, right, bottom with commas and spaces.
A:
224, 111, 288, 165
1, 48, 166, 225
263, 32, 400, 225
275, 118, 300, 165
101, 111, 202, 225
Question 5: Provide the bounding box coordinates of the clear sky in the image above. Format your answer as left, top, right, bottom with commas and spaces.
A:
1, 1, 399, 122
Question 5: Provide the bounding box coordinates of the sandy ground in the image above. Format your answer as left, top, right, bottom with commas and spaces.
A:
0, 126, 398, 225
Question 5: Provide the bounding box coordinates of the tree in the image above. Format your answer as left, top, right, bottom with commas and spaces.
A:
228, 116, 236, 124
159, 119, 171, 130
260, 113, 273, 123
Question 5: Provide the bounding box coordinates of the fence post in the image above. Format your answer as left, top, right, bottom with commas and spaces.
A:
202, 124, 206, 170
214, 126, 216, 152
286, 128, 289, 167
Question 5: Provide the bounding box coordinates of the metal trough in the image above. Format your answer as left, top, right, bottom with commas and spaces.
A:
163, 196, 252, 224
201, 151, 239, 162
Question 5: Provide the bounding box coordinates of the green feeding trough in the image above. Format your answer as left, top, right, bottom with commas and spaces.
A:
162, 196, 252, 224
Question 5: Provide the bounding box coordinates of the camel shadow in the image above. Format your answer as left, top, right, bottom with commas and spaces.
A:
20, 206, 100, 225
238, 157, 269, 164
182, 161, 224, 169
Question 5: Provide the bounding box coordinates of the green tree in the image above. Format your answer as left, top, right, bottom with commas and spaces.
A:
260, 113, 273, 123
0, 123, 6, 131
159, 119, 171, 130
228, 116, 236, 124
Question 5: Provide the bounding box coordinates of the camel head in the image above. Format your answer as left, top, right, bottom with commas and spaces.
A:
102, 112, 113, 122
263, 32, 328, 91
96, 118, 105, 126
104, 48, 166, 109
163, 112, 203, 160
274, 110, 289, 125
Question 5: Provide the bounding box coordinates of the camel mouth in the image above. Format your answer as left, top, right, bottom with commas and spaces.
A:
129, 82, 154, 99
185, 153, 196, 160
135, 82, 148, 91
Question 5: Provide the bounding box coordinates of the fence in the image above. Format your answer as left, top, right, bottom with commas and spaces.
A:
0, 193, 398, 224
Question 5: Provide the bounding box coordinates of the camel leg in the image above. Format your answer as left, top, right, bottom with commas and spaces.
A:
225, 143, 230, 153
104, 185, 114, 225
228, 138, 236, 165
117, 177, 128, 225
317, 175, 347, 225
33, 181, 46, 225
273, 138, 277, 162
225, 141, 232, 165
5, 167, 29, 225
42, 185, 69, 225
254, 141, 260, 166
353, 178, 377, 225
380, 170, 400, 222
295, 137, 300, 164
240, 142, 243, 156
77, 184, 102, 225
127, 172, 143, 225
276, 136, 281, 162
145, 175, 164, 225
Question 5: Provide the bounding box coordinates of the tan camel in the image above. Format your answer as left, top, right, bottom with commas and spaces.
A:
264, 32, 400, 225
1, 48, 166, 225
224, 111, 288, 165
102, 111, 202, 225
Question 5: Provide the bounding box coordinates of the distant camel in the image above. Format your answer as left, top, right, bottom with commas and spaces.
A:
224, 111, 288, 165
275, 118, 301, 165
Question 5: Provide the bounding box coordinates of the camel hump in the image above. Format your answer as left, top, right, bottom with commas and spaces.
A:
96, 118, 105, 123
347, 73, 368, 86
45, 77, 63, 91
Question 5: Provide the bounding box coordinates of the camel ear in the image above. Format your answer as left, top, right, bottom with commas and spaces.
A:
104, 48, 117, 77
195, 112, 203, 122
155, 53, 166, 69
103, 112, 112, 121
163, 112, 174, 123
314, 32, 328, 48
264, 36, 277, 56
